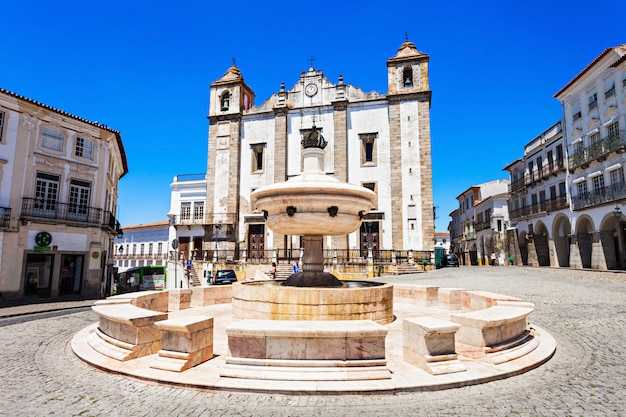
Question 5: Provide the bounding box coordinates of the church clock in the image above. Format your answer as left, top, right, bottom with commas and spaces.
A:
305, 83, 318, 96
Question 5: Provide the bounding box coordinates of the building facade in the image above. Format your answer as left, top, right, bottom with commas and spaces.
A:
449, 180, 509, 265
553, 44, 626, 270
113, 221, 170, 273
0, 88, 127, 300
503, 121, 569, 267
170, 39, 435, 263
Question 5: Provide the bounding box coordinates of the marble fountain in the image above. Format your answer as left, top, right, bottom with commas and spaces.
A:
72, 125, 555, 393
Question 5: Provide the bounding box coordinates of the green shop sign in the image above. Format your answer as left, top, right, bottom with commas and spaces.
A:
34, 232, 52, 250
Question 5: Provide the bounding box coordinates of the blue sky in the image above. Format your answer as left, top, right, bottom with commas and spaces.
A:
2, 0, 625, 232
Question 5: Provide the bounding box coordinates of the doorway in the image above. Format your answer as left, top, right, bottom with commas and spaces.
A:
24, 254, 54, 298
360, 222, 380, 258
248, 224, 265, 259
59, 254, 84, 295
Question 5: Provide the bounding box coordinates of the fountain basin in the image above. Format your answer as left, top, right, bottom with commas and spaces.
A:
252, 180, 377, 236
231, 281, 394, 324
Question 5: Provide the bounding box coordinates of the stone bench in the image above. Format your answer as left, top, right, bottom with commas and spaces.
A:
438, 288, 463, 310
461, 290, 525, 310
167, 288, 192, 311
88, 304, 168, 361
151, 315, 214, 372
99, 290, 168, 312
221, 319, 391, 381
393, 284, 439, 306
190, 285, 233, 307
403, 316, 466, 375
451, 305, 534, 349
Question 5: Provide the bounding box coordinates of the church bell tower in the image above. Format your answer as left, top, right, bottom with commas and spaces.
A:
206, 64, 255, 253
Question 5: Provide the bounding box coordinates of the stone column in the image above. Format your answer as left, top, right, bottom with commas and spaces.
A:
302, 235, 324, 273
590, 231, 608, 270
567, 234, 581, 269
526, 237, 539, 267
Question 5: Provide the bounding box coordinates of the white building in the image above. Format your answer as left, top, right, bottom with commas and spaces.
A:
554, 44, 626, 270
503, 121, 569, 267
451, 180, 509, 265
170, 39, 435, 266
0, 88, 127, 300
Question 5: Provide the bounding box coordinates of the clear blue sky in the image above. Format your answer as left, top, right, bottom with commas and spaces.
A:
2, 1, 624, 232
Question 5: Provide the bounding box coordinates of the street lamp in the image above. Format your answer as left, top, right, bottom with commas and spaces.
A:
614, 205, 622, 219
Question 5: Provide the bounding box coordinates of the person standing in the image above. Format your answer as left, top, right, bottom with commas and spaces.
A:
270, 262, 277, 279
292, 260, 299, 274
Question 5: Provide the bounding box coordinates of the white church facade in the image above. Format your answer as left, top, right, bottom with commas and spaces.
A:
170, 39, 434, 264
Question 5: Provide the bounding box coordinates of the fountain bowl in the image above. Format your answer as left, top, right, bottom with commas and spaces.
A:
231, 280, 394, 324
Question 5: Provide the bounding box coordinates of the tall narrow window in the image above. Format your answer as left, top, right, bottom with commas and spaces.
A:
577, 181, 588, 197
251, 144, 265, 173
592, 174, 605, 195
589, 131, 600, 145
158, 242, 163, 254
588, 92, 598, 110
148, 243, 153, 255
193, 202, 204, 221
180, 202, 191, 221
559, 181, 566, 196
42, 127, 64, 152
607, 122, 619, 138
35, 172, 60, 214
68, 179, 91, 221
0, 111, 5, 142
359, 133, 378, 166
75, 137, 94, 160
610, 168, 624, 189
362, 182, 378, 209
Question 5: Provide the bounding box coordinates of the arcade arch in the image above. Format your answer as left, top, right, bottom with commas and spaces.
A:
552, 215, 571, 267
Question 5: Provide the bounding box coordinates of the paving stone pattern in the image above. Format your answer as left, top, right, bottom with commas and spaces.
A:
0, 266, 624, 416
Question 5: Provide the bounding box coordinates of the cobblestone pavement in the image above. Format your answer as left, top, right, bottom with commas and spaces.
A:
0, 266, 624, 417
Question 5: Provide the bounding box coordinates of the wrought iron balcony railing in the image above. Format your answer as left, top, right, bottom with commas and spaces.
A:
0, 207, 10, 228
569, 131, 626, 170
21, 198, 121, 235
509, 196, 569, 219
571, 181, 626, 210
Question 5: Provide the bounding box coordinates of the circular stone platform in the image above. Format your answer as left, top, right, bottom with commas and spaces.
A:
71, 285, 556, 394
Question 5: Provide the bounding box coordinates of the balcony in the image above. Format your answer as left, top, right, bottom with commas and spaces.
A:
524, 160, 566, 187
509, 196, 569, 220
21, 198, 121, 235
569, 131, 626, 171
172, 212, 238, 226
0, 207, 10, 228
571, 181, 626, 210
474, 221, 491, 232
509, 177, 525, 193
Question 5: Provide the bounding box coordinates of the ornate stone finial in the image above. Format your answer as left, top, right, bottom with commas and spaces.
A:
280, 81, 285, 92
301, 123, 328, 149
338, 74, 344, 85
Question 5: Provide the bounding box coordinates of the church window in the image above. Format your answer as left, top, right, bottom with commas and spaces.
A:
220, 91, 230, 111
251, 143, 266, 173
359, 133, 378, 167
362, 182, 378, 209
403, 67, 413, 87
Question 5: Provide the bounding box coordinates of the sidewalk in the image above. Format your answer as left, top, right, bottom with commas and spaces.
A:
0, 295, 98, 319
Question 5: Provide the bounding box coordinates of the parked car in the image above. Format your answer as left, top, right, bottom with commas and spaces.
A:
444, 253, 460, 267
210, 269, 238, 285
